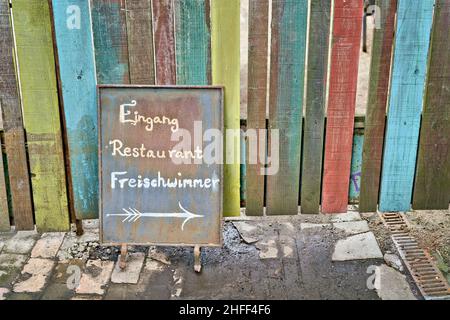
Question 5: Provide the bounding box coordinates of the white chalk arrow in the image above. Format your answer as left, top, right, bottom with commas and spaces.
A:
106, 202, 204, 231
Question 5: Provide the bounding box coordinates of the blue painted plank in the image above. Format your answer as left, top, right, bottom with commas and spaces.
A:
349, 129, 364, 203
379, 0, 435, 212
52, 0, 98, 219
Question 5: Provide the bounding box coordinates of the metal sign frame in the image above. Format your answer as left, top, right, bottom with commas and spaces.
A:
98, 85, 224, 247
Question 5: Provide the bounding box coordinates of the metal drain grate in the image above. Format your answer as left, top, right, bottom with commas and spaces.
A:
380, 213, 450, 300
380, 212, 409, 232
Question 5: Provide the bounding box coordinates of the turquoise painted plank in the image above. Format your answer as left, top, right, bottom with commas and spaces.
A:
379, 0, 435, 212
266, 0, 308, 215
52, 0, 98, 219
174, 0, 211, 85
349, 129, 364, 203
91, 0, 130, 84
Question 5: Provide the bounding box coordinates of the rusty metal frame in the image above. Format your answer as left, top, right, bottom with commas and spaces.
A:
97, 85, 224, 247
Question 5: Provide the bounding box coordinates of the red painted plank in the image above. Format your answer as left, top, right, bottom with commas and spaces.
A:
152, 0, 176, 85
322, 0, 363, 213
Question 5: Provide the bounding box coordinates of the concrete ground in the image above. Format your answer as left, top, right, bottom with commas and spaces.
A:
0, 209, 423, 300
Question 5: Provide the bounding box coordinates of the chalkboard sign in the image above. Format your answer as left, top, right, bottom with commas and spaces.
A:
98, 86, 223, 246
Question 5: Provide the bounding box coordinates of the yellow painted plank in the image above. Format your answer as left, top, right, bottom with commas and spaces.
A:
12, 0, 70, 231
211, 0, 240, 216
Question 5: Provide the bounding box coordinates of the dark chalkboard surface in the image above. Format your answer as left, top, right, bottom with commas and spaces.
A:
98, 86, 223, 246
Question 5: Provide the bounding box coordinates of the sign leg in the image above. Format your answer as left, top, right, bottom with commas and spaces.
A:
194, 245, 202, 273
75, 219, 84, 236
119, 243, 128, 270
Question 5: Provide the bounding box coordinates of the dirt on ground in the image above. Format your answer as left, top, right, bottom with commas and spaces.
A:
407, 210, 450, 283
361, 212, 396, 254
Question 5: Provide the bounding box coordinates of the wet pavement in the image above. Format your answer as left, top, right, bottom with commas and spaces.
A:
0, 210, 424, 300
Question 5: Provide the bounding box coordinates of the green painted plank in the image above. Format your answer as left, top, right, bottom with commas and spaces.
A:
0, 0, 34, 230
413, 0, 450, 210
211, 0, 240, 217
125, 0, 155, 84
91, 0, 130, 84
245, 0, 269, 216
174, 0, 211, 85
12, 0, 70, 231
300, 0, 331, 214
266, 0, 308, 215
359, 0, 397, 213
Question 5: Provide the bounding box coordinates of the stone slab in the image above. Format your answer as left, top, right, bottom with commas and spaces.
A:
376, 264, 416, 300
3, 231, 38, 254
111, 252, 145, 284
330, 212, 362, 223
13, 258, 55, 293
333, 221, 370, 235
75, 260, 114, 295
332, 232, 383, 261
31, 232, 66, 258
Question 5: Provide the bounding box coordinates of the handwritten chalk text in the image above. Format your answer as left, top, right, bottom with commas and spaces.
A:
120, 100, 179, 133
111, 171, 220, 190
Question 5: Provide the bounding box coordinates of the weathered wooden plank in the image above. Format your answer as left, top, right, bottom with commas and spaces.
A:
359, 0, 397, 213
0, 0, 34, 230
211, 0, 240, 216
0, 101, 3, 130
91, 0, 130, 84
300, 0, 331, 214
153, 0, 176, 85
379, 0, 435, 212
174, 0, 211, 85
12, 0, 70, 231
0, 102, 10, 231
240, 124, 247, 207
322, 0, 363, 214
266, 0, 308, 215
245, 0, 269, 216
0, 136, 9, 231
413, 0, 450, 210
51, 0, 98, 219
125, 0, 155, 84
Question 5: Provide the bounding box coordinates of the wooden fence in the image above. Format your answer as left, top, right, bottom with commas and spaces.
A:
0, 0, 448, 232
